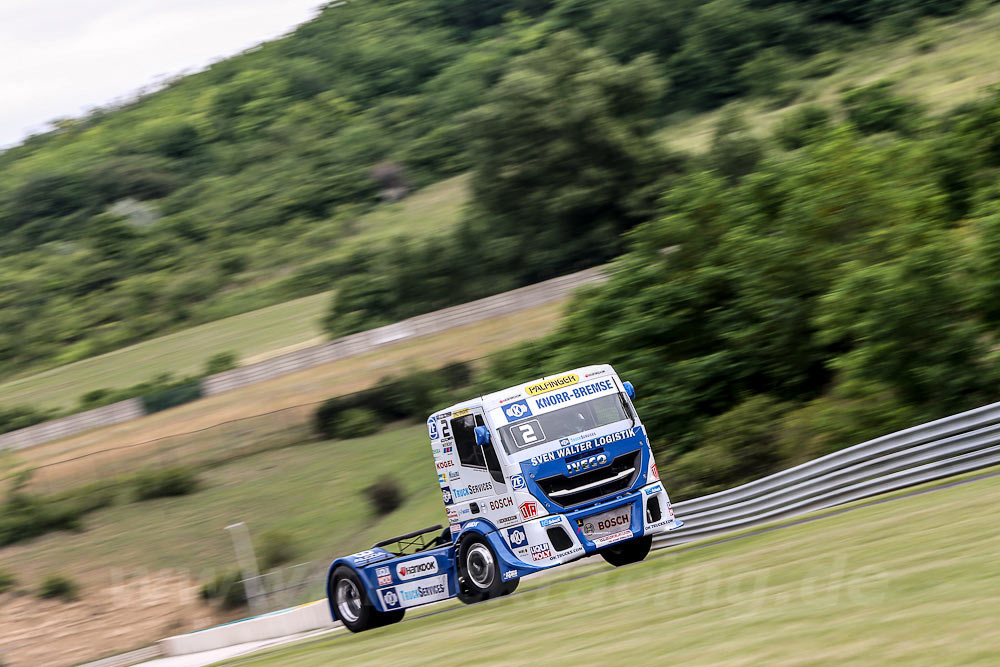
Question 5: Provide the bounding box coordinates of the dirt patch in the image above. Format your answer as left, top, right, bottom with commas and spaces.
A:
0, 571, 225, 667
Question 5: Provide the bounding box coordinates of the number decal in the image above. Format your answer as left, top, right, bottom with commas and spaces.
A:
518, 423, 538, 444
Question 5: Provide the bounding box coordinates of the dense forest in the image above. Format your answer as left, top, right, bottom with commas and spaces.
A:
0, 0, 978, 383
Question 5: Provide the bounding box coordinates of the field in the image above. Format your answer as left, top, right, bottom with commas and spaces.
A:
0, 174, 471, 412
660, 3, 1000, 153
221, 469, 1000, 666
10, 297, 567, 489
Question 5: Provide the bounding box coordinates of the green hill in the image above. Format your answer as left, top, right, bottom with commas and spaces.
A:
0, 0, 982, 383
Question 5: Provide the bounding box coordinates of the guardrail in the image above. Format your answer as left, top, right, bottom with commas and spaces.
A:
653, 400, 1000, 549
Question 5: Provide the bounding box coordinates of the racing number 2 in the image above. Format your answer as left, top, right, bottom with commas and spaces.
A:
516, 420, 543, 445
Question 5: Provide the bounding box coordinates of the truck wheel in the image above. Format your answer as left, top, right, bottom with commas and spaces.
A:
331, 566, 404, 632
600, 535, 652, 567
456, 537, 505, 604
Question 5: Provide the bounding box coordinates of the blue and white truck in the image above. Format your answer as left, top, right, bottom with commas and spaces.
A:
326, 364, 683, 632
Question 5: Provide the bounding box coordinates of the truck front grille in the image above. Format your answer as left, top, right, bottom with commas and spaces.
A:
535, 450, 641, 508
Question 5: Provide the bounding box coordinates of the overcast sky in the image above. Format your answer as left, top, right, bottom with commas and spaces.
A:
0, 0, 323, 148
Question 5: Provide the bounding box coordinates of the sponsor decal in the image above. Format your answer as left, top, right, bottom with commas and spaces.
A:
427, 417, 439, 440
440, 420, 452, 440
541, 516, 561, 527
454, 487, 469, 500
503, 569, 518, 581
453, 408, 471, 418
438, 473, 446, 484
559, 438, 570, 446
519, 501, 539, 519
376, 566, 392, 587
584, 369, 608, 378
534, 380, 614, 410
443, 445, 454, 454
645, 484, 663, 496
566, 453, 609, 475
510, 474, 526, 490
507, 526, 527, 547
459, 507, 472, 516
450, 524, 460, 535
447, 508, 459, 524
432, 447, 442, 456
593, 529, 633, 547
497, 514, 518, 526
651, 463, 659, 480
379, 575, 449, 610
499, 394, 523, 404
530, 544, 552, 561
436, 460, 455, 470
351, 549, 385, 565
489, 496, 514, 511
525, 373, 579, 396
502, 399, 533, 422
465, 520, 480, 529
442, 486, 453, 505
530, 428, 637, 466
448, 471, 461, 481
563, 546, 585, 557
470, 482, 493, 495
396, 556, 438, 581
596, 513, 629, 532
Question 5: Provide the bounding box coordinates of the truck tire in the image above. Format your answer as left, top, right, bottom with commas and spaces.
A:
600, 535, 652, 567
331, 566, 405, 632
456, 536, 506, 604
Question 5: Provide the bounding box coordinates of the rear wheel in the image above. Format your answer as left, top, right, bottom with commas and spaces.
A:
331, 566, 405, 632
600, 535, 652, 567
456, 537, 508, 604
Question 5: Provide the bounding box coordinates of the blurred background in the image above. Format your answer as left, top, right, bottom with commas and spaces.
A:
2, 0, 1000, 664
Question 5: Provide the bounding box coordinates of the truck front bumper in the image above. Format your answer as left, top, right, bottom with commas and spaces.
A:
486, 481, 683, 577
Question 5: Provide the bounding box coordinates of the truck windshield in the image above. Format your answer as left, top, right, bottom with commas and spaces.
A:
497, 393, 631, 455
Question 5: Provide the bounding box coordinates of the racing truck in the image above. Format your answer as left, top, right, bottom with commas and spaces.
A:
326, 364, 683, 632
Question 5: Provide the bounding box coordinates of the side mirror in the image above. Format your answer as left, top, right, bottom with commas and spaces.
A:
623, 381, 635, 400
474, 425, 492, 447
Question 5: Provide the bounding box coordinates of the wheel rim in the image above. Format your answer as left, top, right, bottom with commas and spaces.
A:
466, 543, 495, 589
335, 578, 362, 622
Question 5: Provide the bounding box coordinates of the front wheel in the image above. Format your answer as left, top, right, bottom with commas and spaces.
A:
456, 537, 508, 604
600, 535, 652, 567
331, 566, 405, 632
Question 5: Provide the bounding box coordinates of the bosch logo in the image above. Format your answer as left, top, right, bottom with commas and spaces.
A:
489, 497, 514, 511
597, 514, 629, 531
566, 453, 608, 475
519, 502, 539, 519
507, 527, 527, 547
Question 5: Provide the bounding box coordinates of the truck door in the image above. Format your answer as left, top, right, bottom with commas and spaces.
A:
449, 408, 508, 519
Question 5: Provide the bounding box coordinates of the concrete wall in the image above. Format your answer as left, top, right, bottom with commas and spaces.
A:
0, 268, 606, 453
201, 267, 605, 396
0, 398, 144, 452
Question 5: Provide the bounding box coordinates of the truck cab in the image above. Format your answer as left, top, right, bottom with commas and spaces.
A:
326, 364, 682, 632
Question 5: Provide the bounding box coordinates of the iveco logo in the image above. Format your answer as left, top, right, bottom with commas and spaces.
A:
567, 454, 608, 475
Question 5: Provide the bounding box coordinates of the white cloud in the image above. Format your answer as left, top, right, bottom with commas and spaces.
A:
0, 0, 322, 147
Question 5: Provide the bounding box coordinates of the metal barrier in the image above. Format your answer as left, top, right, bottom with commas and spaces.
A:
654, 400, 1000, 548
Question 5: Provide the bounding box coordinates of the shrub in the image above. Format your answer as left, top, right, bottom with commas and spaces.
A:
333, 408, 381, 439
200, 570, 247, 609
364, 477, 403, 516
132, 467, 200, 501
0, 569, 15, 593
774, 104, 832, 150
841, 80, 922, 135
204, 351, 239, 376
141, 379, 203, 414
38, 573, 79, 601
259, 529, 298, 570
440, 361, 473, 388
0, 494, 84, 547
